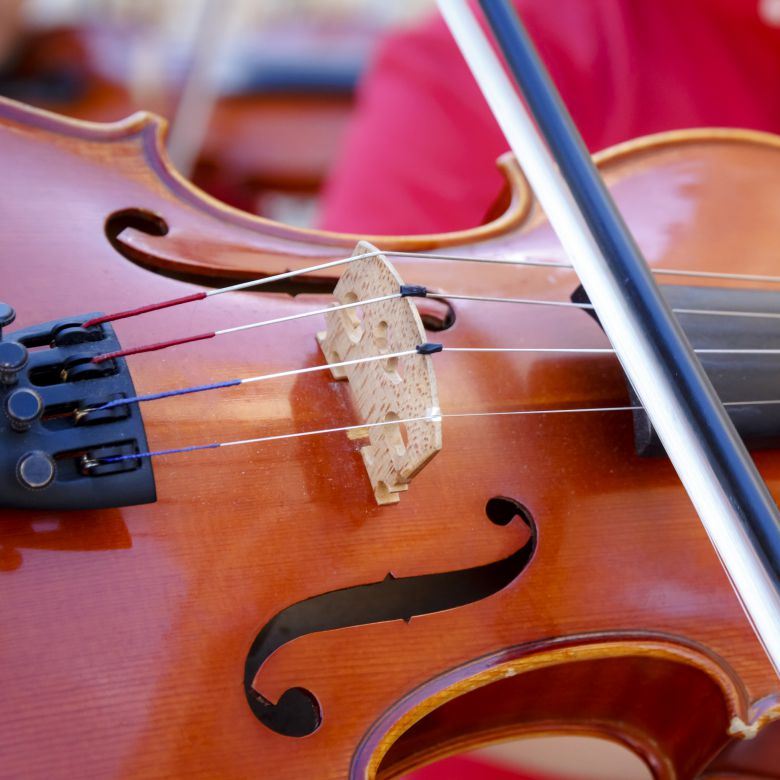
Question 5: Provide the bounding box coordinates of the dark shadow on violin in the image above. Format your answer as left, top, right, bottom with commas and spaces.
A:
244, 498, 536, 737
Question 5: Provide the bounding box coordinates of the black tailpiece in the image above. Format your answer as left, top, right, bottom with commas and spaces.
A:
0, 304, 155, 510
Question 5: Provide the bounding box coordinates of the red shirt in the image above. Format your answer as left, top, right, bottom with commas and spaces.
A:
320, 0, 780, 234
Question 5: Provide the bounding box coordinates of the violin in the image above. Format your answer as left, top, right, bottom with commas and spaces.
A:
3, 7, 780, 780
0, 98, 778, 779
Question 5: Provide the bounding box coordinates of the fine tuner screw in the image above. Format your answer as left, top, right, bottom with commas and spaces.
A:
5, 388, 43, 432
16, 451, 55, 490
0, 340, 28, 387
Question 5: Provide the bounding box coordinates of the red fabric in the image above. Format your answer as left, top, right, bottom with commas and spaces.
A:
321, 0, 780, 235
403, 755, 562, 780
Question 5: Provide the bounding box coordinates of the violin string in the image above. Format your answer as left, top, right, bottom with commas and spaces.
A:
90, 398, 780, 466
207, 249, 537, 296
432, 292, 780, 319
82, 342, 780, 418
83, 248, 406, 328
383, 251, 780, 284
83, 347, 422, 414
90, 285, 780, 365
444, 347, 780, 353
81, 247, 780, 330
90, 291, 402, 363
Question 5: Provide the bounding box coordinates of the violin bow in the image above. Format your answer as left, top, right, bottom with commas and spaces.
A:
438, 0, 780, 673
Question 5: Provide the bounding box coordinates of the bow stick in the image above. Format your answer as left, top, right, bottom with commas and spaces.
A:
438, 0, 780, 673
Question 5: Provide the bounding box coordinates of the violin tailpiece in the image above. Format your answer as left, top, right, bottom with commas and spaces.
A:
0, 309, 156, 510
317, 241, 442, 505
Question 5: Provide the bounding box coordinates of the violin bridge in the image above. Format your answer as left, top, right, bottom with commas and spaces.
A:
317, 241, 442, 505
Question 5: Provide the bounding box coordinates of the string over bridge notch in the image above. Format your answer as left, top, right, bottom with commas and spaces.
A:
317, 242, 442, 505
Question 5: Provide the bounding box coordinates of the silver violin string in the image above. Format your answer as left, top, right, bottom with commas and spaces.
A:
91, 398, 780, 466
212, 289, 780, 330
94, 282, 780, 365
208, 247, 580, 297
83, 343, 780, 419
208, 248, 780, 298
216, 292, 399, 335
85, 246, 780, 339
82, 348, 421, 416
431, 291, 780, 320
384, 251, 780, 285
91, 291, 406, 363
444, 347, 780, 354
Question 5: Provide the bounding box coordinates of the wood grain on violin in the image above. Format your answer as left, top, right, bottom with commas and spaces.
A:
1, 97, 780, 779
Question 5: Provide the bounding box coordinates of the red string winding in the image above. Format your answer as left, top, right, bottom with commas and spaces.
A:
82, 291, 208, 329
92, 331, 216, 364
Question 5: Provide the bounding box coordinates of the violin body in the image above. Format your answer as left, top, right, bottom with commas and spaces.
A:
1, 98, 779, 778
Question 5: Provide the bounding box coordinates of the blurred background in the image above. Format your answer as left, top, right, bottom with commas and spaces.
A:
0, 1, 652, 777
0, 0, 434, 227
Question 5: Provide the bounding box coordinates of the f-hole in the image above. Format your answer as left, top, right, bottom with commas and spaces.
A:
103, 208, 337, 295
105, 208, 169, 257
417, 297, 456, 332
103, 214, 462, 323
244, 497, 537, 737
486, 496, 530, 526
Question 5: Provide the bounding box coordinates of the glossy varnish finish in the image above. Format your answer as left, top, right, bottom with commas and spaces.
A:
1, 99, 779, 778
